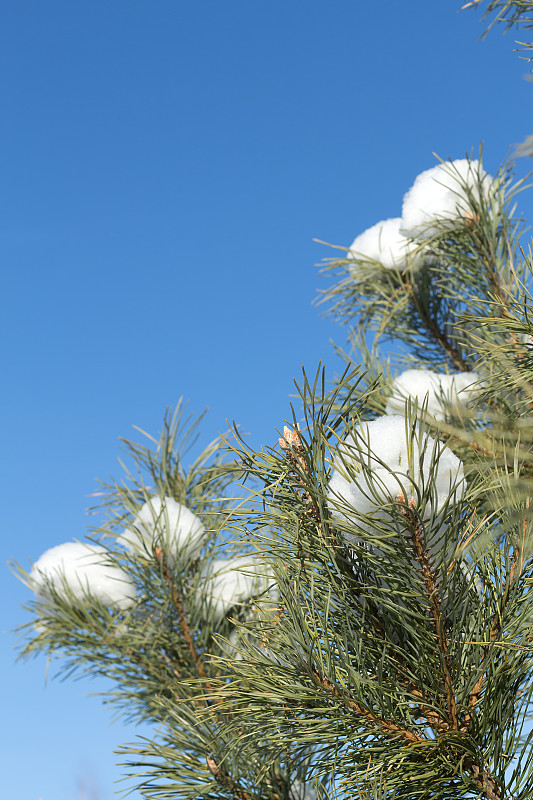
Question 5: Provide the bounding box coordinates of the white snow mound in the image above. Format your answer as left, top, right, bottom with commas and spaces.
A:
119, 495, 205, 565
347, 217, 415, 271
327, 415, 464, 530
385, 369, 481, 421
201, 557, 276, 622
31, 541, 137, 610
402, 159, 494, 239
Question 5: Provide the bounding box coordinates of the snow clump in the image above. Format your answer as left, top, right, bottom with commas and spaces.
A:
201, 556, 276, 622
347, 217, 415, 271
402, 159, 494, 239
327, 415, 464, 530
119, 496, 205, 565
385, 369, 481, 421
345, 158, 496, 275
31, 542, 137, 610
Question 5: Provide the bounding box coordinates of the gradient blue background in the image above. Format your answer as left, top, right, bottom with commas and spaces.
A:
2, 2, 532, 798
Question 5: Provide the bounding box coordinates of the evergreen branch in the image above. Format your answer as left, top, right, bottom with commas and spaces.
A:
400, 273, 469, 371
462, 0, 533, 37
154, 547, 210, 685
279, 422, 407, 661
465, 516, 525, 733
279, 424, 321, 523
206, 756, 254, 800
489, 516, 523, 644
310, 668, 423, 744
473, 229, 526, 354
409, 688, 453, 732
467, 760, 504, 800
397, 493, 459, 730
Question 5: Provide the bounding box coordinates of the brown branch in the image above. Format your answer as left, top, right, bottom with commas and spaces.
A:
409, 687, 451, 733
206, 756, 254, 800
467, 760, 503, 800
397, 494, 459, 729
154, 547, 209, 683
279, 424, 322, 522
311, 668, 423, 744
439, 426, 494, 458
400, 274, 469, 371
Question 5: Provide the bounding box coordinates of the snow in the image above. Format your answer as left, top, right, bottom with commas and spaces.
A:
118, 495, 205, 565
327, 415, 464, 530
201, 557, 275, 621
345, 159, 495, 272
385, 369, 481, 421
347, 217, 415, 271
30, 541, 137, 610
402, 159, 494, 239
291, 782, 318, 800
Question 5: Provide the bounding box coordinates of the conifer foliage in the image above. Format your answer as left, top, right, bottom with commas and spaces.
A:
13, 4, 533, 799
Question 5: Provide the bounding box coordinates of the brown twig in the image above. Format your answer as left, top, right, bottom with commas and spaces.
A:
311, 668, 423, 744
440, 431, 495, 460
400, 274, 469, 371
206, 756, 254, 800
154, 547, 209, 683
279, 424, 322, 522
467, 760, 503, 800
409, 687, 451, 733
397, 494, 459, 729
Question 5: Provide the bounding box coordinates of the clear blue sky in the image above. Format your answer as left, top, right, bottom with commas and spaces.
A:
2, 2, 532, 798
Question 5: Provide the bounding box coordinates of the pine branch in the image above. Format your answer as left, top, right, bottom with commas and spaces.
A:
399, 273, 470, 371
467, 760, 504, 800
467, 516, 525, 717
279, 425, 322, 523
397, 494, 459, 730
462, 0, 533, 38
310, 668, 423, 744
154, 547, 210, 685
206, 757, 254, 800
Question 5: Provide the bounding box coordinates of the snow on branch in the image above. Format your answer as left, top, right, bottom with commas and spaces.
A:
118, 495, 206, 565
347, 218, 415, 271
385, 368, 481, 421
327, 415, 464, 531
345, 157, 497, 272
30, 542, 137, 610
200, 557, 276, 622
401, 159, 494, 239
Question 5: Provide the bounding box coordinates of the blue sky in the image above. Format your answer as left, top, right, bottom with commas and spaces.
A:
2, 2, 533, 798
